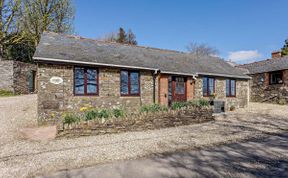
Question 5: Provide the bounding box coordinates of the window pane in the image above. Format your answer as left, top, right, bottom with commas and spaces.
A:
130, 72, 139, 94
208, 78, 214, 95
75, 68, 85, 94
270, 73, 276, 84
175, 77, 185, 94
276, 73, 283, 83
121, 71, 129, 95
226, 79, 230, 96
87, 69, 97, 94
203, 77, 208, 96
231, 80, 235, 96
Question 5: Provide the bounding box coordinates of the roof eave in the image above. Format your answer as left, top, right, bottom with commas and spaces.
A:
160, 71, 197, 77
196, 72, 251, 79
33, 57, 159, 72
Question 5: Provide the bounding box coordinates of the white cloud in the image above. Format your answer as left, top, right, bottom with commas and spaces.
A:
228, 50, 262, 63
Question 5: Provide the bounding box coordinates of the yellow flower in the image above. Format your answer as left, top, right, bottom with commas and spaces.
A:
80, 107, 88, 112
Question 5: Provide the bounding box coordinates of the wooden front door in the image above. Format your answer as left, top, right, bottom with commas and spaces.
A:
172, 76, 187, 102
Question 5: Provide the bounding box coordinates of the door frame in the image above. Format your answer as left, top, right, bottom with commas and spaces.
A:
168, 76, 187, 105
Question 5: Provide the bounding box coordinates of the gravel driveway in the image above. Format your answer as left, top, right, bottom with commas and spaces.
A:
0, 95, 288, 178
0, 95, 37, 145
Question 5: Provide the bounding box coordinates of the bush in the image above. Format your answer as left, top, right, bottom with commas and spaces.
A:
279, 99, 287, 105
140, 104, 167, 113
171, 102, 188, 110
84, 110, 98, 121
112, 108, 125, 118
98, 109, 111, 118
189, 99, 210, 107
199, 99, 210, 106
63, 113, 80, 125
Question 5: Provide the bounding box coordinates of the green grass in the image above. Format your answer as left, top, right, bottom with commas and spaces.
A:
0, 90, 16, 97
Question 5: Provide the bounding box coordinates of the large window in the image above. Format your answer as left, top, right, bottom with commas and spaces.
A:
226, 79, 236, 97
269, 71, 283, 85
203, 77, 215, 96
120, 70, 140, 96
74, 67, 98, 95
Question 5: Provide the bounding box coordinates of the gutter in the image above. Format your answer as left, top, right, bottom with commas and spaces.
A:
161, 71, 198, 78
152, 69, 158, 104
196, 72, 251, 79
33, 57, 159, 71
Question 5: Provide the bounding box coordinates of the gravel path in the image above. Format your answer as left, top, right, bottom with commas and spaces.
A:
0, 95, 288, 178
0, 95, 37, 145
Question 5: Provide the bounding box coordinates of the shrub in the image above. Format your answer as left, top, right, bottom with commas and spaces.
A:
63, 113, 81, 125
171, 102, 188, 110
84, 110, 98, 121
140, 104, 167, 113
198, 99, 210, 107
279, 99, 287, 105
189, 99, 210, 107
98, 109, 111, 118
112, 108, 125, 118
230, 105, 236, 111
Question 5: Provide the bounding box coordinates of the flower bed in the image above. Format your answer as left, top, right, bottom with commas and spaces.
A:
57, 100, 214, 138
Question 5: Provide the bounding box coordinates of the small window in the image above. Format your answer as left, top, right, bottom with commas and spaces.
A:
269, 71, 283, 85
121, 70, 140, 96
175, 77, 185, 94
203, 77, 215, 96
226, 79, 236, 97
74, 67, 98, 95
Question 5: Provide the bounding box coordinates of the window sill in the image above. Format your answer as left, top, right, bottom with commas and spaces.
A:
74, 94, 99, 97
269, 83, 284, 85
120, 95, 140, 98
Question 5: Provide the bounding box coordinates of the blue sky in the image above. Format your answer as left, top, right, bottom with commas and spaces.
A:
74, 0, 288, 64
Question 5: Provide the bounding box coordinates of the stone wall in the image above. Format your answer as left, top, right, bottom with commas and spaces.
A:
0, 60, 14, 92
37, 64, 158, 125
249, 70, 288, 104
57, 106, 214, 138
13, 61, 37, 94
0, 60, 37, 94
194, 76, 249, 110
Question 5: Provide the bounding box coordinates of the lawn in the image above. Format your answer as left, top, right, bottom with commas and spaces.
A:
0, 90, 17, 97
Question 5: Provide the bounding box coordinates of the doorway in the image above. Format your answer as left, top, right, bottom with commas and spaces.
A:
168, 76, 187, 105
28, 70, 36, 93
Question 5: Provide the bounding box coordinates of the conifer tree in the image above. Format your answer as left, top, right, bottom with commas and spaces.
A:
117, 27, 127, 44
281, 39, 288, 56
127, 29, 137, 45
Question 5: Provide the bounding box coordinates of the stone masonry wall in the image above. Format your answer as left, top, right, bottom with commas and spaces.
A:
37, 64, 157, 125
194, 76, 249, 111
250, 70, 288, 104
0, 60, 14, 92
0, 60, 37, 94
13, 61, 37, 94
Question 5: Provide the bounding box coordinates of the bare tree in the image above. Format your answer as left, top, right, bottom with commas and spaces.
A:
98, 32, 117, 42
0, 0, 75, 61
186, 42, 219, 57
0, 0, 22, 59
99, 28, 138, 45
20, 0, 75, 45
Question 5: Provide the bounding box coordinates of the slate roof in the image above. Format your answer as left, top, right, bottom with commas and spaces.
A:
238, 57, 288, 74
33, 32, 250, 79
